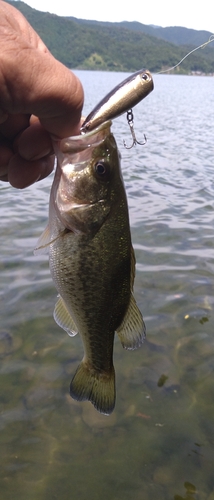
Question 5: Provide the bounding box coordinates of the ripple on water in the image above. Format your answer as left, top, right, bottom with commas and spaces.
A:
1, 73, 214, 500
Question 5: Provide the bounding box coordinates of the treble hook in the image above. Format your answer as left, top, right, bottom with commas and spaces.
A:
123, 109, 147, 149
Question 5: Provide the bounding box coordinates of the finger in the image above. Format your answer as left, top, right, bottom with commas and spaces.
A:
8, 153, 54, 189
0, 142, 13, 179
15, 121, 53, 160
0, 3, 84, 138
0, 113, 30, 139
0, 109, 8, 124
29, 62, 84, 138
0, 43, 84, 139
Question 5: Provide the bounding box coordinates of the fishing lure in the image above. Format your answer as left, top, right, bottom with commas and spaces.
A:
81, 68, 154, 140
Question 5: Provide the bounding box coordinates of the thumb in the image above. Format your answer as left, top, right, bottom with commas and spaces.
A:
0, 2, 84, 138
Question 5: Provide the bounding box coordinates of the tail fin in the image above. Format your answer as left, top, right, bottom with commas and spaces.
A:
70, 361, 115, 415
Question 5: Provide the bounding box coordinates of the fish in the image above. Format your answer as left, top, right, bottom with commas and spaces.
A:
35, 121, 146, 415
81, 69, 153, 133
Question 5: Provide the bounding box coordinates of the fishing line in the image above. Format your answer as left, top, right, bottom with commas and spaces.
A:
157, 34, 214, 74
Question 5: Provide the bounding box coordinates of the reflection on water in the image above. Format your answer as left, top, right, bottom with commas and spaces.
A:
1, 72, 214, 500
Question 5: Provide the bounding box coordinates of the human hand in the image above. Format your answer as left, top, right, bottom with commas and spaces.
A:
0, 0, 84, 188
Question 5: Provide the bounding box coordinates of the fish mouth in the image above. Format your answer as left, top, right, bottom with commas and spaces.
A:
70, 199, 105, 209
59, 198, 105, 211
60, 121, 112, 154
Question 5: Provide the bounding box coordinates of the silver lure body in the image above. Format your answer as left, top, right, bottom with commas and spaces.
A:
80, 69, 154, 133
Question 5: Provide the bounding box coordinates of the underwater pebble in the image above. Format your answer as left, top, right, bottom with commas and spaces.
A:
207, 492, 214, 500
20, 366, 37, 382
124, 404, 136, 417
82, 402, 117, 428
24, 387, 56, 409
133, 491, 149, 500
0, 330, 22, 355
153, 465, 173, 485
0, 332, 11, 355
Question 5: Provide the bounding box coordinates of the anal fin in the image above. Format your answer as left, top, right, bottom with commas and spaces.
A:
116, 294, 146, 350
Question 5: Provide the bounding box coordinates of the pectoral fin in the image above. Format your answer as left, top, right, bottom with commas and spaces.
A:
34, 224, 54, 255
34, 224, 67, 255
54, 296, 78, 337
116, 294, 146, 350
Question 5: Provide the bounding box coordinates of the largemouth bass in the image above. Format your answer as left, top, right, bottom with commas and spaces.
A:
36, 121, 145, 415
81, 69, 153, 133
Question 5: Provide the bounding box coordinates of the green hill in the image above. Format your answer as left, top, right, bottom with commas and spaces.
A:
68, 18, 213, 48
5, 1, 214, 73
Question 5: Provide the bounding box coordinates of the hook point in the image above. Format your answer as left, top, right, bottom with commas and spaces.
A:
124, 109, 147, 149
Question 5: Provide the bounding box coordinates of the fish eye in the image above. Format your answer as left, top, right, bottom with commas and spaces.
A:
142, 73, 149, 81
94, 161, 109, 177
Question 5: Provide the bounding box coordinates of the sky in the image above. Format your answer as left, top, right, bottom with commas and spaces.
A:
17, 0, 214, 33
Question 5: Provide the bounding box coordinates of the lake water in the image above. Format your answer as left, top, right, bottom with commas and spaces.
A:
1, 71, 214, 500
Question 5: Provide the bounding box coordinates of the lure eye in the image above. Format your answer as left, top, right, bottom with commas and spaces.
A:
142, 73, 149, 81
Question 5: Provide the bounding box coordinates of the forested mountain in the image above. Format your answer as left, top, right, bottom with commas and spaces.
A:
5, 1, 214, 73
68, 18, 213, 48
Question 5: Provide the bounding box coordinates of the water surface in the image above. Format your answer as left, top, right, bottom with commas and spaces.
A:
1, 72, 214, 500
